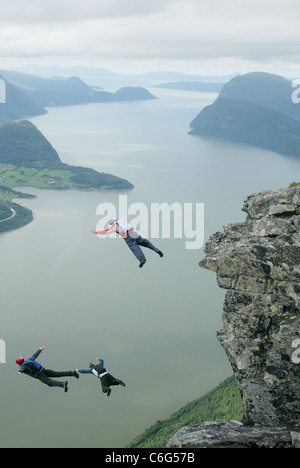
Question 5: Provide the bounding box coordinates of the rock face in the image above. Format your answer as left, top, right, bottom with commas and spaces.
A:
167, 185, 300, 447
166, 421, 300, 449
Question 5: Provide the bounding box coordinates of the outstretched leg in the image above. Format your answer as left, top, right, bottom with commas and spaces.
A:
38, 371, 65, 388
137, 236, 161, 254
45, 369, 78, 379
110, 378, 126, 387
100, 374, 126, 396
125, 236, 146, 263
125, 234, 163, 267
39, 369, 78, 388
137, 237, 163, 260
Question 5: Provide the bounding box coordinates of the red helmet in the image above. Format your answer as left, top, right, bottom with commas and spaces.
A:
16, 357, 25, 366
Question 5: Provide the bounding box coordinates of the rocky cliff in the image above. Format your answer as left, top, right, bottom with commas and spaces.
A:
167, 184, 300, 448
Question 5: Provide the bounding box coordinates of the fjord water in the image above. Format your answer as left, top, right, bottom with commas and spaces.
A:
1, 88, 300, 448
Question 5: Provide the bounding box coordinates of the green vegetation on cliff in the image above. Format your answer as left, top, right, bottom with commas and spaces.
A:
128, 376, 244, 448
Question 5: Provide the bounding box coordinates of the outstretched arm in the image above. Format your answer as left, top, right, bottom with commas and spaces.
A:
76, 368, 93, 374
29, 346, 45, 362
91, 225, 117, 235
97, 358, 104, 366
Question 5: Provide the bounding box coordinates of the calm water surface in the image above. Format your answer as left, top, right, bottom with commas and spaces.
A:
1, 88, 300, 448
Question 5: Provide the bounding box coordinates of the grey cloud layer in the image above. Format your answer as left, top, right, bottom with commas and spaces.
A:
0, 0, 173, 23
0, 0, 299, 68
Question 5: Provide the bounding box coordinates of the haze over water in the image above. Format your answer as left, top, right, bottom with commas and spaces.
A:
1, 88, 300, 448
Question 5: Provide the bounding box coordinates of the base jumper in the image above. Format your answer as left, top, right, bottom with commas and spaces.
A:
77, 358, 126, 397
92, 218, 164, 268
16, 346, 79, 393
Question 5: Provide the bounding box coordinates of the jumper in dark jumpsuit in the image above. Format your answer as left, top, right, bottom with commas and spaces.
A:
78, 359, 125, 396
18, 349, 76, 388
95, 219, 163, 266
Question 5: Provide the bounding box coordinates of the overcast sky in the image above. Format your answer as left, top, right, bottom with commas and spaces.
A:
1, 0, 300, 76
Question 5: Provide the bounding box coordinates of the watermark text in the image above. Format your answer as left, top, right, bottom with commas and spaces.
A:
292, 339, 300, 364
0, 79, 6, 104
96, 195, 204, 250
0, 339, 6, 364
292, 79, 300, 104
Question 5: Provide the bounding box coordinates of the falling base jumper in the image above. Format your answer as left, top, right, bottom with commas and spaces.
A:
77, 358, 126, 397
16, 346, 79, 393
92, 218, 164, 268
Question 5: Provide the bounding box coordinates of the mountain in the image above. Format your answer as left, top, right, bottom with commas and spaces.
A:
0, 70, 96, 107
130, 184, 300, 449
190, 97, 300, 157
167, 184, 300, 448
132, 71, 235, 86
0, 120, 61, 167
15, 65, 236, 87
189, 72, 300, 157
218, 72, 300, 119
0, 74, 46, 123
128, 376, 243, 448
200, 184, 300, 427
113, 86, 157, 101
0, 120, 133, 232
14, 64, 117, 80
0, 69, 157, 123
26, 66, 236, 90
154, 81, 224, 92
0, 120, 133, 189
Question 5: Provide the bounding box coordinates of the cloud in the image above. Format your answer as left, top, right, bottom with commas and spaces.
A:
0, 0, 300, 73
0, 0, 173, 23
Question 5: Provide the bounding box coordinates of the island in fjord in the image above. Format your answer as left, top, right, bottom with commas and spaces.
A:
189, 72, 300, 158
0, 120, 133, 233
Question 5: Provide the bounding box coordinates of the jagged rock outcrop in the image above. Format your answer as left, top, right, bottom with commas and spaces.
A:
166, 420, 300, 448
167, 185, 300, 448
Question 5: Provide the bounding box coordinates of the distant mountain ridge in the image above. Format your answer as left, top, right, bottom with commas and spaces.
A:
154, 81, 224, 92
0, 69, 156, 124
0, 74, 46, 123
189, 72, 300, 158
13, 65, 237, 89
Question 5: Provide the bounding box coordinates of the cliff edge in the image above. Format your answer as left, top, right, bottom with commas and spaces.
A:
167, 184, 300, 448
